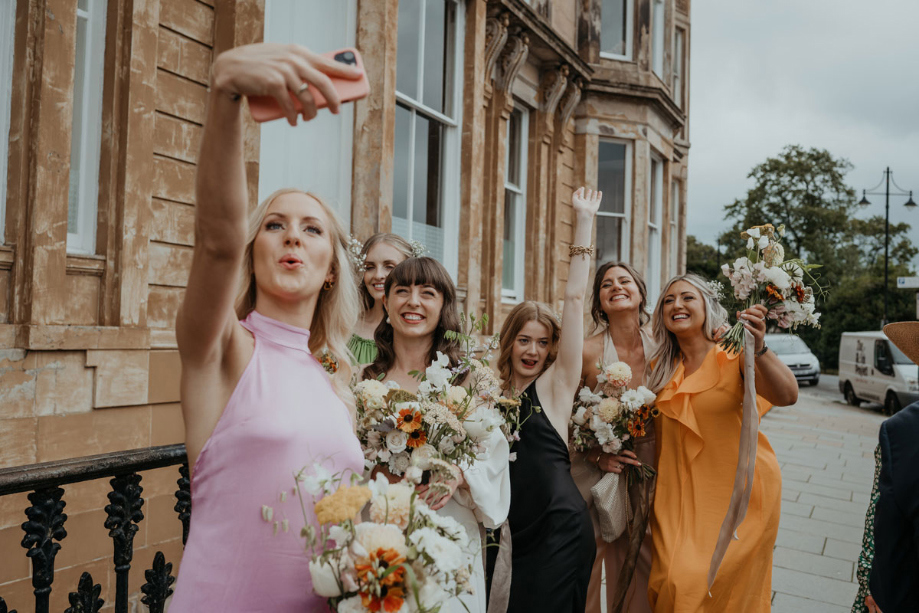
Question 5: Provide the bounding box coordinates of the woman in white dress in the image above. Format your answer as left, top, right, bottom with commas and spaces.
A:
575, 261, 656, 613
362, 256, 510, 613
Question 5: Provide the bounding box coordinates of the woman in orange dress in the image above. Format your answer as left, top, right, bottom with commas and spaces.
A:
644, 274, 798, 612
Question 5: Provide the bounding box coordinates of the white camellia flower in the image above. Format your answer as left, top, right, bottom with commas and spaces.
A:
385, 429, 409, 453
762, 266, 791, 291
308, 559, 343, 597
637, 385, 656, 406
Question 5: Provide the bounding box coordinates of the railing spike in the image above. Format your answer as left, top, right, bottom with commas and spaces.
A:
140, 551, 175, 613
0, 595, 19, 613
174, 463, 191, 546
20, 487, 67, 613
104, 473, 144, 613
63, 572, 104, 613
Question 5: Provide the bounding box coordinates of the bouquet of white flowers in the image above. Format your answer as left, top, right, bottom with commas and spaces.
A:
299, 466, 474, 612
720, 223, 823, 353
570, 362, 657, 484
354, 351, 504, 482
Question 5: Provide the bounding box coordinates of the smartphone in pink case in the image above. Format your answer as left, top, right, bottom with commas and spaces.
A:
247, 47, 370, 123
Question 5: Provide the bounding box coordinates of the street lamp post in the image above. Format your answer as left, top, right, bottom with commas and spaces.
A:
858, 167, 917, 327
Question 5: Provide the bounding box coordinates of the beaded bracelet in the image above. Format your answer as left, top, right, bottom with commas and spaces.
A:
569, 245, 594, 259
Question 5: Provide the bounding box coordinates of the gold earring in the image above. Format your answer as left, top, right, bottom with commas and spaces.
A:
324, 280, 334, 291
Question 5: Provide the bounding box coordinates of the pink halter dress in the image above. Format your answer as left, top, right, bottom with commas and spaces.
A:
170, 310, 363, 612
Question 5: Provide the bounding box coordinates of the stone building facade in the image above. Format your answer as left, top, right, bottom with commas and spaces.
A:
0, 0, 689, 609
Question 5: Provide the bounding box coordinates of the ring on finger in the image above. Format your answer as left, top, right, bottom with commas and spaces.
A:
297, 82, 309, 93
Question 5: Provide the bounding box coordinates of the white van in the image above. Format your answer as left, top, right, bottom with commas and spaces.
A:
838, 331, 919, 415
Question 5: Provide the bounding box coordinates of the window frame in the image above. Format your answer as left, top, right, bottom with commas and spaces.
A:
392, 0, 465, 278
595, 138, 633, 264
0, 0, 17, 244
501, 105, 528, 302
67, 0, 108, 255
599, 0, 634, 62
670, 179, 680, 277
651, 0, 665, 79
647, 155, 663, 302
672, 26, 685, 108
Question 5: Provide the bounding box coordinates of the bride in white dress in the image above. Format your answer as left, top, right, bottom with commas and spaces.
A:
360, 256, 510, 613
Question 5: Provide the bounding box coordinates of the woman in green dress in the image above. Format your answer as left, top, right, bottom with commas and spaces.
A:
348, 233, 414, 364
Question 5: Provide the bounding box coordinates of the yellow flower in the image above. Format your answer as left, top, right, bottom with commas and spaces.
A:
314, 485, 371, 525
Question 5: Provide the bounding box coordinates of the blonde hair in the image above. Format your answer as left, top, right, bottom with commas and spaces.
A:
358, 233, 414, 311
235, 188, 359, 420
497, 301, 561, 391
645, 273, 728, 393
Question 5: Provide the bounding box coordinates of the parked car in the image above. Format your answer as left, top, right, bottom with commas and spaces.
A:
838, 331, 919, 415
766, 333, 821, 386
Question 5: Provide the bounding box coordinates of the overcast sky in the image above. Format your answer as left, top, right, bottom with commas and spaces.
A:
688, 0, 919, 270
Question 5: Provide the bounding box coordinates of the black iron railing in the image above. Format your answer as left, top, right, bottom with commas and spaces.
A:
0, 445, 190, 613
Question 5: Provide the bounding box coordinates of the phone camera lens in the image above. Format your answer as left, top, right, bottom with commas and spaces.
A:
335, 51, 357, 65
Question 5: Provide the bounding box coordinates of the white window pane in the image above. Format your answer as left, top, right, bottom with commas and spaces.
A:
0, 0, 15, 243
396, 0, 422, 99
506, 111, 521, 187
258, 0, 357, 222
67, 0, 106, 254
422, 0, 454, 114
393, 103, 412, 221
597, 216, 623, 263
68, 15, 88, 235
601, 0, 627, 56
652, 0, 664, 76
412, 113, 443, 228
598, 142, 626, 215
503, 189, 516, 291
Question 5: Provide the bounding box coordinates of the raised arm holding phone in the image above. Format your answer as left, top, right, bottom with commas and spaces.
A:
170, 44, 367, 612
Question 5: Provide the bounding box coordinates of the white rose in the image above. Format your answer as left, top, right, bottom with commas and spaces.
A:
386, 429, 408, 453
572, 406, 589, 426
405, 465, 423, 484
308, 559, 343, 597
410, 444, 438, 469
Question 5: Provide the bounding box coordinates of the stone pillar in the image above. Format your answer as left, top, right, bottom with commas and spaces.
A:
456, 0, 489, 314
351, 0, 399, 239
631, 137, 650, 273
526, 65, 567, 302
481, 31, 528, 333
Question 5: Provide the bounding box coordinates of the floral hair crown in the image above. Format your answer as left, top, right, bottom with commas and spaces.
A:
707, 279, 725, 302
346, 235, 365, 274
346, 236, 428, 274
409, 240, 427, 258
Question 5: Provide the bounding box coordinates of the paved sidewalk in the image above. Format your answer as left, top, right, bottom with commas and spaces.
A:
763, 387, 886, 612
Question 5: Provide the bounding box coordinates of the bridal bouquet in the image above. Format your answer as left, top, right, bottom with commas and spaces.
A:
300, 466, 474, 612
570, 361, 657, 484
353, 350, 504, 481
719, 223, 823, 353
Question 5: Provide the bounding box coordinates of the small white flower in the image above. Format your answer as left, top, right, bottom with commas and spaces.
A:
757, 235, 770, 250
309, 559, 344, 597
438, 437, 456, 454
747, 237, 755, 250
637, 385, 656, 405
328, 524, 351, 547
572, 406, 589, 426
508, 452, 518, 462
405, 465, 423, 484
747, 227, 761, 238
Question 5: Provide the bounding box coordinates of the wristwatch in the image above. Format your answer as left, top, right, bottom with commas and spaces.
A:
754, 344, 769, 358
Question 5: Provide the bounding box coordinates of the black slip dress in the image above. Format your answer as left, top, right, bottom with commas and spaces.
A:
506, 382, 595, 612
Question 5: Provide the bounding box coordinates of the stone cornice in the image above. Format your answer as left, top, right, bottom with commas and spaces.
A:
487, 0, 593, 80
584, 78, 686, 131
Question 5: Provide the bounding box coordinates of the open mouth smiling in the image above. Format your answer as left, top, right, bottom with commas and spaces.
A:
400, 313, 425, 324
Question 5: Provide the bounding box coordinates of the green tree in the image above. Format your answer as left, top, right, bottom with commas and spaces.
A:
713, 145, 917, 370
685, 235, 722, 280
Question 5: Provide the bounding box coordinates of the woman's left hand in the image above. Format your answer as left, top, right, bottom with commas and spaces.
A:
571, 187, 602, 219
738, 304, 769, 353
416, 466, 465, 511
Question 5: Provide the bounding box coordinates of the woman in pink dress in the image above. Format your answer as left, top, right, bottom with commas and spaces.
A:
170, 43, 365, 612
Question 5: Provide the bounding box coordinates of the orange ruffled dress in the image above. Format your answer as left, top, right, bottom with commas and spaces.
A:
648, 346, 781, 612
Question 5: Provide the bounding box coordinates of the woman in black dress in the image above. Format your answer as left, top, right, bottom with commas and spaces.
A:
495, 187, 601, 612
